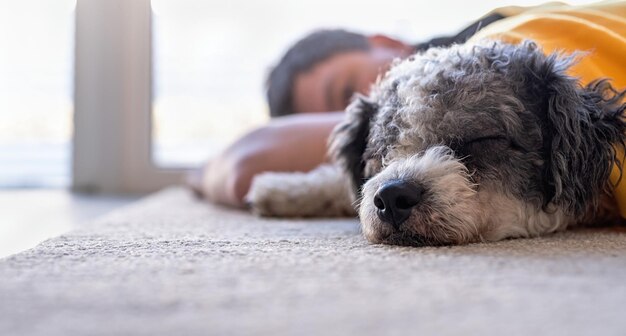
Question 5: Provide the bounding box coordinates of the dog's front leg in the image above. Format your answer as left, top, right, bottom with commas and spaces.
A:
246, 164, 356, 217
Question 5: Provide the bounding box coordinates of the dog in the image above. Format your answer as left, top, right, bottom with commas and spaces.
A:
247, 40, 626, 246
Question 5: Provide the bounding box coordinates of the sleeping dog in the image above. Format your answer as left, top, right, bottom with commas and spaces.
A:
248, 39, 626, 246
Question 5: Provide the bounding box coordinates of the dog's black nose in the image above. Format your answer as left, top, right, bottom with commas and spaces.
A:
374, 181, 423, 228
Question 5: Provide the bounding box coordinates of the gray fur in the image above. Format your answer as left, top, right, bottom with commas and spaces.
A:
330, 40, 626, 246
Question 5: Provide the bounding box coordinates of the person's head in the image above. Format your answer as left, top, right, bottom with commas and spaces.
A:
266, 29, 413, 117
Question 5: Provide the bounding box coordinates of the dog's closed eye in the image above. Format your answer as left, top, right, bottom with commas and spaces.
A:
457, 135, 508, 151
465, 135, 508, 145
464, 136, 525, 152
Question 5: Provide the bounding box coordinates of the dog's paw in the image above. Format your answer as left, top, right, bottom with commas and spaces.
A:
246, 164, 356, 218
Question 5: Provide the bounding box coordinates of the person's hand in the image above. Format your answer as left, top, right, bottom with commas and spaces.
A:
196, 112, 345, 208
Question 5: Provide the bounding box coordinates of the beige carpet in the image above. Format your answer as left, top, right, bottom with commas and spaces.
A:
1, 187, 625, 336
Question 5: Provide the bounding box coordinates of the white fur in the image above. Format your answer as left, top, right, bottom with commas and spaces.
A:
359, 146, 481, 244
247, 164, 355, 217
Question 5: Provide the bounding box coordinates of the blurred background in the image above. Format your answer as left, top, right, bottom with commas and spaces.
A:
0, 0, 595, 256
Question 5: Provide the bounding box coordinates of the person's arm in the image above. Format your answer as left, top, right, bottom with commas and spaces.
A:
195, 111, 345, 208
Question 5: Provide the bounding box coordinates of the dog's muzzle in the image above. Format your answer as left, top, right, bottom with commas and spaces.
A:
373, 180, 423, 228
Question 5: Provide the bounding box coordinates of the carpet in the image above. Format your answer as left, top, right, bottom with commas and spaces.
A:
1, 187, 625, 336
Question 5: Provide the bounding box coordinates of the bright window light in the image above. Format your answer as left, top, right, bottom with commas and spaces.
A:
0, 0, 76, 187
151, 0, 597, 168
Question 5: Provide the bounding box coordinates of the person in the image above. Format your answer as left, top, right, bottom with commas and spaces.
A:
190, 1, 624, 208
189, 8, 513, 207
188, 30, 419, 207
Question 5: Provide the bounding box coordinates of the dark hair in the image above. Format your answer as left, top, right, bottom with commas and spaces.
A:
266, 29, 370, 117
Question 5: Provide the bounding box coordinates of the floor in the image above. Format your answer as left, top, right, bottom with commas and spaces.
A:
1, 187, 625, 336
0, 189, 137, 258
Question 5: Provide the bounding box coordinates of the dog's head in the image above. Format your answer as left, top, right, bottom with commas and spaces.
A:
330, 40, 626, 246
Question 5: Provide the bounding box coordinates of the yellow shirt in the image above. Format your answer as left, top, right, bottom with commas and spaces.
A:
469, 1, 626, 217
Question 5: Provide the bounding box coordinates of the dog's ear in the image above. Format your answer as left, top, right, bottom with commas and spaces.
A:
525, 51, 626, 215
328, 95, 378, 197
